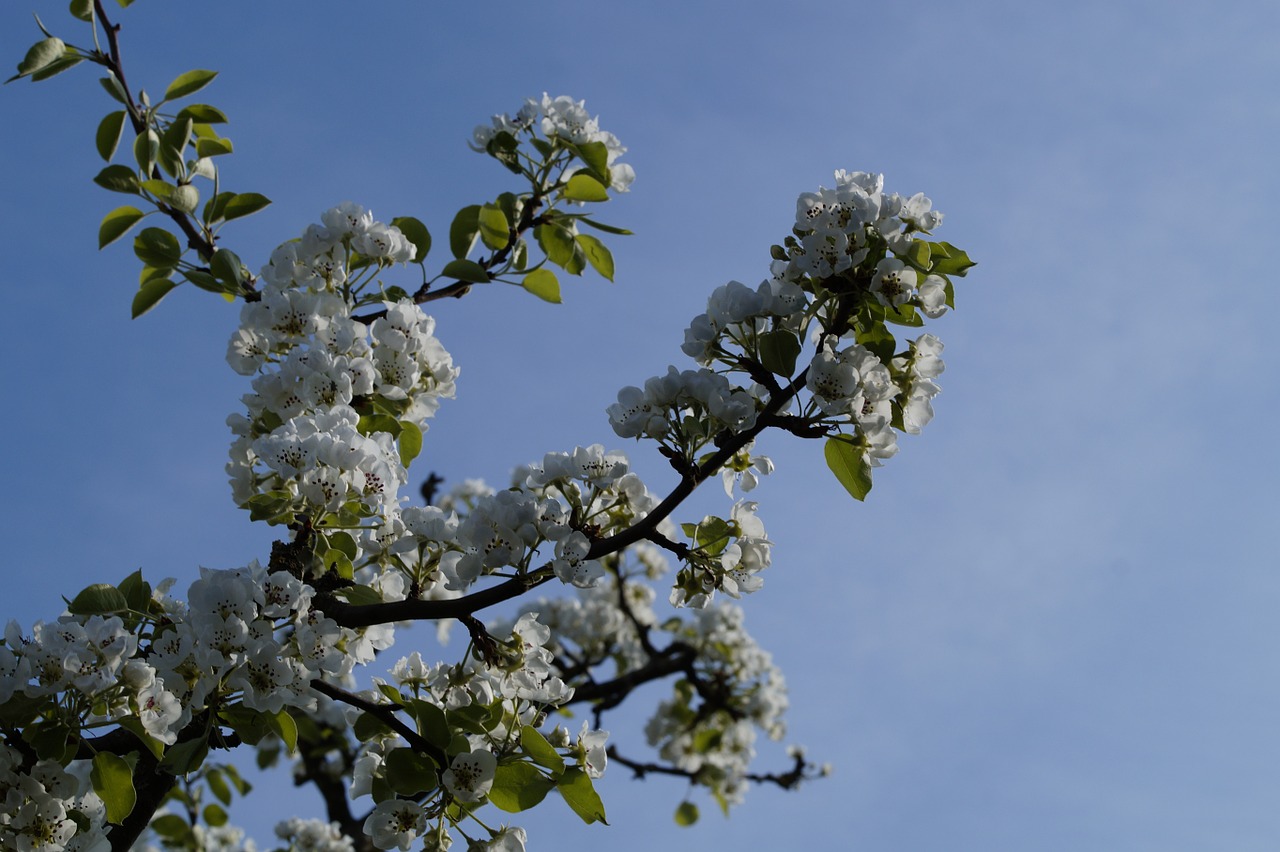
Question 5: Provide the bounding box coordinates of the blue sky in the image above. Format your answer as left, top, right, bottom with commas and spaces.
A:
2, 0, 1279, 849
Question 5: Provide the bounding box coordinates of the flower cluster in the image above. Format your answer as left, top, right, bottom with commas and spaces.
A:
226, 203, 458, 528
0, 751, 109, 852
470, 93, 634, 193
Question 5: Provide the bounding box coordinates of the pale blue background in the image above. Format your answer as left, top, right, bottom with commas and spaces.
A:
2, 1, 1278, 849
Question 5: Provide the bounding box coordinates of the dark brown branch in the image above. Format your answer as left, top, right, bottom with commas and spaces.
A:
607, 746, 816, 791
565, 643, 697, 709
309, 679, 447, 770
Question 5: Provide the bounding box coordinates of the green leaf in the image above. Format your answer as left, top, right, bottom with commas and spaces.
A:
99, 74, 128, 104
904, 239, 931, 270
67, 583, 127, 615
95, 111, 127, 161
206, 768, 232, 806
90, 753, 136, 825
211, 248, 246, 288
674, 800, 699, 827
133, 129, 158, 174
385, 747, 439, 796
218, 706, 271, 746
133, 227, 181, 269
398, 421, 423, 467
534, 222, 575, 267
490, 762, 556, 813
114, 716, 165, 759
11, 37, 65, 81
164, 69, 218, 101
333, 584, 383, 606
478, 203, 510, 251
222, 192, 271, 222
266, 709, 298, 754
520, 726, 565, 774
70, 0, 95, 21
93, 164, 140, 194
150, 814, 191, 843
927, 241, 975, 277
521, 268, 561, 304
139, 179, 174, 203
98, 206, 146, 249
569, 140, 610, 183
117, 569, 152, 615
757, 329, 801, 377
353, 711, 393, 742
577, 217, 633, 236
203, 803, 228, 827
391, 216, 431, 263
182, 269, 223, 293
175, 103, 228, 124
562, 173, 609, 202
854, 319, 897, 365
160, 736, 209, 775
574, 234, 614, 281
557, 767, 608, 825
409, 700, 451, 750
0, 693, 47, 728
158, 117, 194, 179
824, 437, 872, 501
131, 277, 178, 318
441, 259, 490, 284
449, 205, 481, 259
195, 136, 233, 158
30, 53, 84, 82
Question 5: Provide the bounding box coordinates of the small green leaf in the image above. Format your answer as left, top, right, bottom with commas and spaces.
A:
905, 239, 931, 270
206, 768, 232, 806
574, 234, 614, 281
11, 37, 65, 80
164, 69, 218, 101
441, 259, 490, 284
150, 814, 191, 843
98, 206, 146, 249
520, 726, 565, 774
117, 569, 152, 614
202, 803, 228, 827
557, 767, 608, 825
158, 117, 194, 179
490, 762, 557, 813
222, 192, 271, 222
449, 205, 481, 259
95, 111, 127, 161
218, 706, 271, 746
30, 53, 84, 82
521, 268, 561, 303
91, 753, 136, 825
69, 0, 95, 21
478, 203, 510, 251
757, 329, 801, 377
266, 709, 298, 754
133, 129, 158, 174
353, 711, 393, 742
195, 136, 233, 158
93, 164, 140, 194
131, 277, 178, 318
409, 700, 451, 750
133, 227, 181, 269
824, 437, 872, 501
175, 103, 228, 124
577, 217, 632, 236
160, 736, 209, 775
674, 801, 699, 827
567, 140, 610, 183
927, 241, 976, 276
210, 248, 246, 287
99, 74, 127, 104
391, 216, 431, 263
534, 222, 575, 267
385, 747, 439, 796
398, 421, 423, 467
67, 583, 128, 615
562, 173, 609, 202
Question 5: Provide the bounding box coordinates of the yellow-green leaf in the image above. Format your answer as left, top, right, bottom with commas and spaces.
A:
563, 173, 608, 202
824, 436, 872, 501
164, 69, 218, 101
574, 234, 614, 281
99, 206, 146, 249
522, 268, 561, 303
95, 111, 127, 161
91, 752, 136, 825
